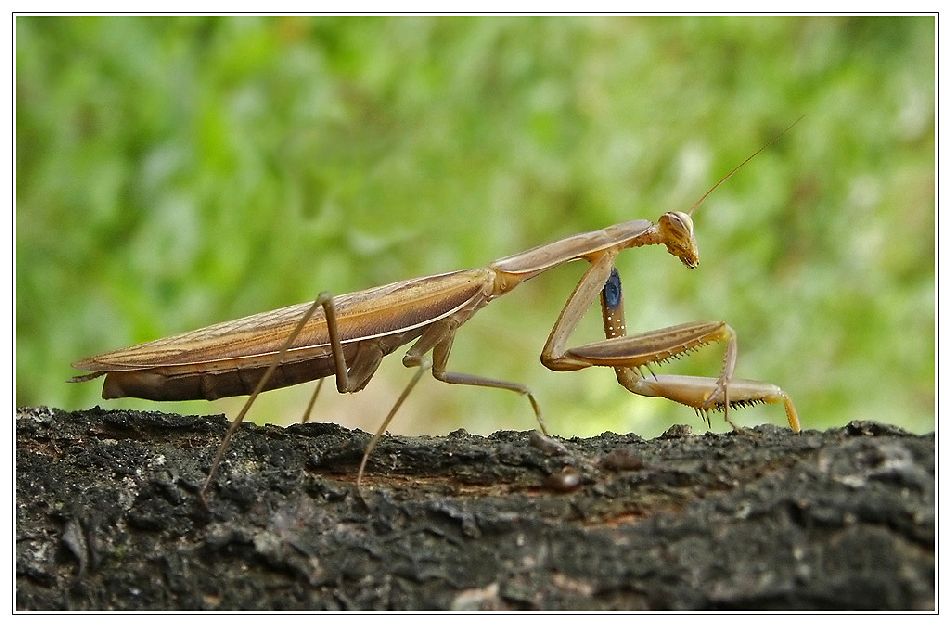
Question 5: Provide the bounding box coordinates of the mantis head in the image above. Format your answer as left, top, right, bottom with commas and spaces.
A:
658, 211, 699, 268
660, 117, 802, 272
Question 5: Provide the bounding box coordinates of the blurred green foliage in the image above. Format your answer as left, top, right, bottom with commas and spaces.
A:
17, 16, 934, 437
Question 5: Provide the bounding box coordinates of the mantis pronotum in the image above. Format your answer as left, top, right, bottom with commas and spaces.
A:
71, 121, 802, 494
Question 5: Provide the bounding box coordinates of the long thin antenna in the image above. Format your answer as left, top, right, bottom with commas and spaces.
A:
687, 115, 804, 217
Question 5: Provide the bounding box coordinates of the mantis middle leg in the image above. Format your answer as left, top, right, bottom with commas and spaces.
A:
356, 300, 548, 486
203, 293, 392, 494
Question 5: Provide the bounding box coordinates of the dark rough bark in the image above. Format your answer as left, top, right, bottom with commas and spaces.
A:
16, 407, 934, 611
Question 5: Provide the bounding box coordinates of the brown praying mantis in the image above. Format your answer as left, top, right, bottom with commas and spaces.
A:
71, 123, 801, 494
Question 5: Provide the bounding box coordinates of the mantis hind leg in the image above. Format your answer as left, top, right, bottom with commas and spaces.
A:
301, 378, 325, 424
203, 292, 382, 495
357, 357, 430, 488
202, 293, 333, 495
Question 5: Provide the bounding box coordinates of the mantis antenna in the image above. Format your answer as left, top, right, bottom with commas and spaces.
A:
687, 116, 804, 217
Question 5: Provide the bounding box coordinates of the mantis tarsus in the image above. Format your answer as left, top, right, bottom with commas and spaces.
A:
71, 123, 802, 494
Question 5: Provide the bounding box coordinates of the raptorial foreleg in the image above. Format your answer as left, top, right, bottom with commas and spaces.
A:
540, 261, 799, 432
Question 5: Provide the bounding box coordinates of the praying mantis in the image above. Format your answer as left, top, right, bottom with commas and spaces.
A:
71, 123, 801, 494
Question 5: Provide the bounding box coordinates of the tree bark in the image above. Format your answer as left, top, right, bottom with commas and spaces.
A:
16, 407, 934, 611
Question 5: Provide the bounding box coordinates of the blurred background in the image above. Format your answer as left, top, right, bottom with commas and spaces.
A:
17, 16, 934, 437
